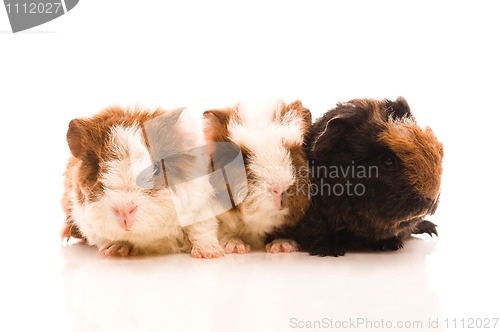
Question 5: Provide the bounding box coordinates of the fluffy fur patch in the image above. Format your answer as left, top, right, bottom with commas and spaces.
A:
62, 106, 222, 257
204, 100, 312, 251
380, 121, 443, 199
288, 97, 444, 257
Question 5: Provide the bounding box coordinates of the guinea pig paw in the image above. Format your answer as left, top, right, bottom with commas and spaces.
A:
60, 222, 84, 242
371, 237, 404, 251
265, 239, 299, 253
191, 244, 224, 259
303, 237, 348, 257
308, 245, 346, 257
414, 220, 438, 237
99, 241, 137, 257
60, 223, 71, 242
221, 238, 251, 254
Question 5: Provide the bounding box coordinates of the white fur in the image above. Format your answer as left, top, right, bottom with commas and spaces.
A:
175, 107, 207, 149
102, 125, 153, 190
218, 100, 303, 250
69, 120, 221, 256
387, 116, 418, 137
230, 100, 305, 147
229, 100, 297, 191
170, 175, 217, 227
72, 186, 188, 254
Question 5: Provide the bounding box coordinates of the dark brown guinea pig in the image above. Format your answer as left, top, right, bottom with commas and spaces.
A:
292, 97, 444, 256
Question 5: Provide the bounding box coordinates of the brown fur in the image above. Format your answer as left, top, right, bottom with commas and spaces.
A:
203, 107, 237, 143
62, 106, 225, 258
285, 144, 311, 224
380, 122, 443, 199
65, 107, 167, 203
62, 107, 168, 239
204, 100, 312, 250
291, 96, 444, 256
349, 98, 443, 200
330, 98, 443, 201
275, 99, 312, 131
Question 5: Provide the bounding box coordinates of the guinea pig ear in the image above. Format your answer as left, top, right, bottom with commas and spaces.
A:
275, 100, 312, 133
308, 101, 368, 157
203, 107, 235, 142
66, 118, 92, 159
384, 96, 414, 120
287, 100, 312, 128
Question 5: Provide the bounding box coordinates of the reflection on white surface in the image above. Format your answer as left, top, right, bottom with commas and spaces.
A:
52, 239, 441, 332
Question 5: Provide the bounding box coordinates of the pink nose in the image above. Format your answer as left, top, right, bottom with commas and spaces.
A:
112, 203, 138, 231
270, 184, 290, 210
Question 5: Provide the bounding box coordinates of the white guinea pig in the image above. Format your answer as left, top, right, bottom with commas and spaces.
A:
61, 106, 223, 258
203, 100, 312, 253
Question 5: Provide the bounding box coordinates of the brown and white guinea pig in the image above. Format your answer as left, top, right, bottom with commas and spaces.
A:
61, 106, 224, 258
291, 97, 444, 256
203, 100, 312, 253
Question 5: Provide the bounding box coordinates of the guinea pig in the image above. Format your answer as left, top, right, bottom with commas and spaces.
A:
61, 106, 224, 258
203, 100, 312, 253
292, 97, 444, 256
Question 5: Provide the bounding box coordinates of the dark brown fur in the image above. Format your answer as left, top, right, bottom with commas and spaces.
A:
285, 97, 443, 256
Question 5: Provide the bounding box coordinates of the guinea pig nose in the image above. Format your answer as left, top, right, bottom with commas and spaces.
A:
112, 203, 138, 231
270, 184, 290, 197
270, 184, 291, 210
112, 204, 138, 217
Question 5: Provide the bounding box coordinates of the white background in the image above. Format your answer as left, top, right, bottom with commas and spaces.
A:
1, 1, 499, 331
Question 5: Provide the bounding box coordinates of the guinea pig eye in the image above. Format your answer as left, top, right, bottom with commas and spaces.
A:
378, 154, 398, 170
